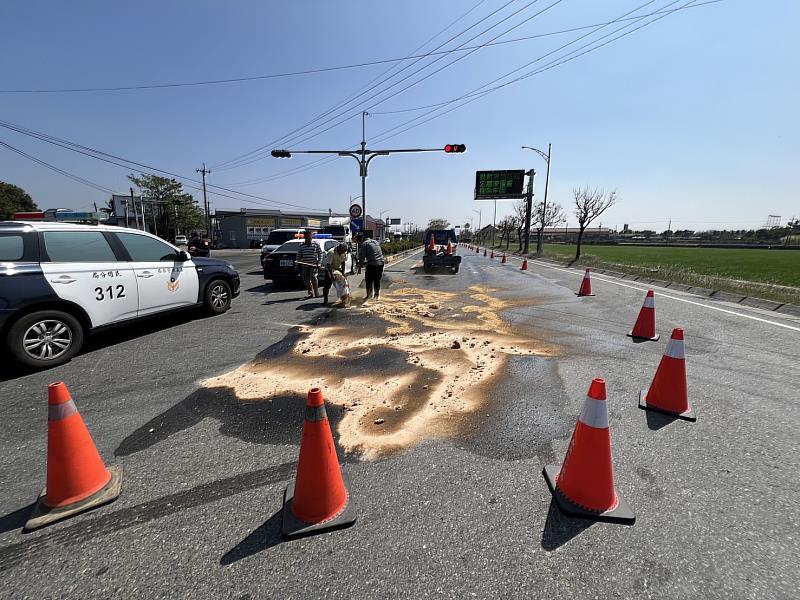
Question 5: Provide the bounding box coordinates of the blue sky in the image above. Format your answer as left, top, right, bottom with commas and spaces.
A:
1, 0, 797, 231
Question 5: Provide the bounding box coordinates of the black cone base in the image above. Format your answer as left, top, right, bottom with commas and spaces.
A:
639, 390, 696, 421
281, 472, 356, 540
25, 464, 123, 532
627, 332, 660, 342
542, 465, 635, 525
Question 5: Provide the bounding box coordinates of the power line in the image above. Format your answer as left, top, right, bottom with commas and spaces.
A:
221, 0, 720, 188
0, 119, 325, 212
0, 139, 120, 195
211, 0, 528, 171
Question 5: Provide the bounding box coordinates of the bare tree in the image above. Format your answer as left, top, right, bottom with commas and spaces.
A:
532, 200, 566, 256
497, 216, 517, 250
573, 187, 617, 262
513, 199, 528, 253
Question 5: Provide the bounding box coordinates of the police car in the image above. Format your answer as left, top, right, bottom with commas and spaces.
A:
0, 221, 240, 370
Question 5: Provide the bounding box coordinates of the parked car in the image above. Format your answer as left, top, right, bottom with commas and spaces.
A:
0, 221, 240, 370
263, 238, 353, 285
174, 235, 188, 246
260, 228, 307, 267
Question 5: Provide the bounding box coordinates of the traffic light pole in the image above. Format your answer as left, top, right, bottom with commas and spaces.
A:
272, 124, 464, 238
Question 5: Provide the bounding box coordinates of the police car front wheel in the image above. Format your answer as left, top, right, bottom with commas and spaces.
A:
7, 310, 84, 369
204, 280, 232, 314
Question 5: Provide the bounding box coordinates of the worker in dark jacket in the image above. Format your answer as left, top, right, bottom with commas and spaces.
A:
354, 232, 385, 304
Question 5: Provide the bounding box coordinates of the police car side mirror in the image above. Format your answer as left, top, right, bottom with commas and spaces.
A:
178, 250, 191, 261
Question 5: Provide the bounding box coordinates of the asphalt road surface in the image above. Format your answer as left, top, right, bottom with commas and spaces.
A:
1, 248, 798, 599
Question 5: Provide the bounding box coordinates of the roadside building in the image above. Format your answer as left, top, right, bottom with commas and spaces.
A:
215, 209, 332, 248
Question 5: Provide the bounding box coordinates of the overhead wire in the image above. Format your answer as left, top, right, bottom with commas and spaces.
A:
0, 139, 120, 196
0, 119, 326, 212
221, 0, 718, 188
211, 0, 528, 171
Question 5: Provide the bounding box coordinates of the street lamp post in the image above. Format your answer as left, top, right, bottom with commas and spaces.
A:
472, 209, 482, 242
522, 143, 552, 256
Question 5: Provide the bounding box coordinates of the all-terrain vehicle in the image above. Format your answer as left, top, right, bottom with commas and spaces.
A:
423, 229, 461, 274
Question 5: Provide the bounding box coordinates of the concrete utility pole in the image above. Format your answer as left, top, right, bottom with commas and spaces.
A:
196, 164, 211, 240
522, 144, 551, 256
523, 170, 536, 255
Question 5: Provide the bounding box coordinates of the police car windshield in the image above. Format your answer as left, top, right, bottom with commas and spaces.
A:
266, 231, 300, 245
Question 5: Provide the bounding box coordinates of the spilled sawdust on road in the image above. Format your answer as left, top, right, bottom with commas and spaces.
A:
203, 285, 559, 459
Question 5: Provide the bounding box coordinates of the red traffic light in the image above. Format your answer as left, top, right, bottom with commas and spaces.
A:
271, 149, 292, 158
444, 144, 466, 153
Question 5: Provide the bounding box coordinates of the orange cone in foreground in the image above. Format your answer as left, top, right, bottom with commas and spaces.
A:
501, 254, 507, 264
639, 328, 695, 421
25, 382, 123, 531
521, 259, 528, 270
446, 241, 453, 255
628, 289, 659, 341
543, 378, 635, 524
576, 268, 595, 296
282, 388, 356, 539
427, 236, 436, 253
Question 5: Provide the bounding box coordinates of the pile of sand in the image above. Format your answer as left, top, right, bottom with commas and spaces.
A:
204, 285, 556, 459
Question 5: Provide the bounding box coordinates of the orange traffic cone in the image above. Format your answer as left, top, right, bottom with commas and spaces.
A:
446, 241, 453, 255
628, 289, 659, 341
576, 268, 595, 296
427, 236, 435, 253
25, 382, 123, 531
639, 328, 695, 421
501, 254, 507, 264
483, 249, 487, 257
490, 250, 494, 259
543, 378, 635, 524
282, 388, 356, 539
476, 246, 480, 253
521, 259, 528, 270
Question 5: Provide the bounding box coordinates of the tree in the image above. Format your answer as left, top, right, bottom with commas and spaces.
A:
513, 199, 528, 252
127, 174, 203, 237
427, 218, 451, 230
532, 200, 565, 256
497, 216, 517, 250
573, 187, 617, 262
0, 181, 38, 220
463, 222, 471, 231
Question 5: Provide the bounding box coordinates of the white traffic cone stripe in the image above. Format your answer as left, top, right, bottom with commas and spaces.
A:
664, 337, 685, 359
578, 396, 609, 429
642, 295, 655, 309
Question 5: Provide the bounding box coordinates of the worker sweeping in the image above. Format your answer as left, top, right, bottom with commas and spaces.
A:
354, 232, 385, 305
323, 243, 350, 306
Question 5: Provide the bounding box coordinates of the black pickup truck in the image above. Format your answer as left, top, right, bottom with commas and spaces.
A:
423, 229, 461, 273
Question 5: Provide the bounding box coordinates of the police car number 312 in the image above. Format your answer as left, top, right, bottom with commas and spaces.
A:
0, 222, 241, 370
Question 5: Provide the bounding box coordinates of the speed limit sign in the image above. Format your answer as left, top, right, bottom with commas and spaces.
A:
349, 203, 363, 219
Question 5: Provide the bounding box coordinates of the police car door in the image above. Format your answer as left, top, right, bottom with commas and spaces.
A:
39, 229, 139, 326
114, 231, 199, 314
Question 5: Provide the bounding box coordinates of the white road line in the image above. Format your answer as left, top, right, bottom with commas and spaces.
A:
516, 257, 800, 333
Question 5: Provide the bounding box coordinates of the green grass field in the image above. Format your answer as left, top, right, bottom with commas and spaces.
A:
486, 241, 800, 304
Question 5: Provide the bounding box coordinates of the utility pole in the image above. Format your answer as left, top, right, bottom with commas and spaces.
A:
196, 163, 211, 240
130, 187, 139, 229
361, 112, 367, 233
124, 196, 130, 228
523, 170, 536, 255
522, 144, 551, 256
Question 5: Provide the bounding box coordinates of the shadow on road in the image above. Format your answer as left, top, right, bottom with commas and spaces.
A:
644, 409, 678, 431
0, 309, 211, 382
540, 498, 593, 551
219, 509, 284, 565
0, 461, 296, 572
0, 504, 34, 535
